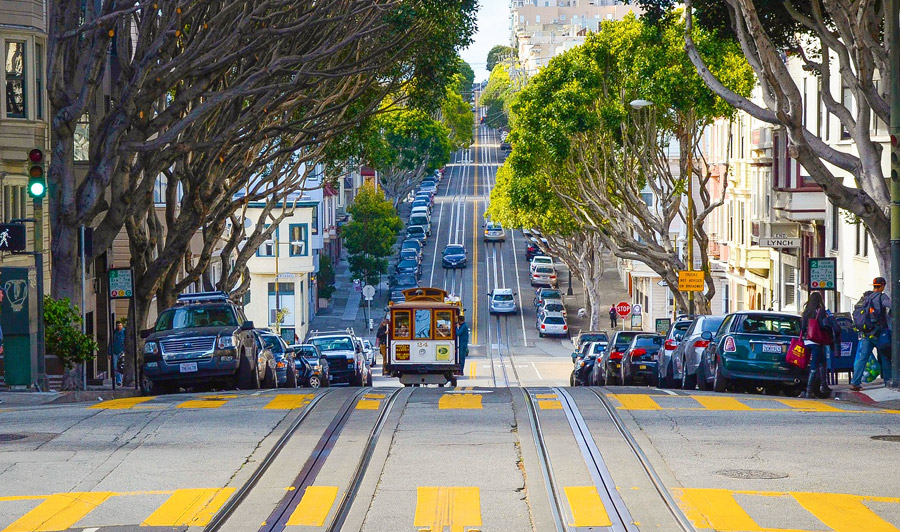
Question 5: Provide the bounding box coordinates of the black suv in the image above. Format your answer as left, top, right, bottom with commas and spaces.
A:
141, 292, 257, 394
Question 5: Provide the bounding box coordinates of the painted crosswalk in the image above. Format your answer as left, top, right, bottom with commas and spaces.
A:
608, 394, 900, 414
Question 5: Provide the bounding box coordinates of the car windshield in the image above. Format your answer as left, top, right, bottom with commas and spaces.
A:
308, 337, 354, 352
541, 290, 561, 299
614, 332, 638, 350
494, 294, 514, 301
295, 347, 319, 359
701, 317, 726, 332
261, 335, 285, 354
581, 333, 608, 343
408, 227, 425, 234
634, 336, 663, 348
672, 321, 693, 340
401, 250, 417, 258
445, 246, 465, 254
738, 315, 801, 336
395, 274, 417, 286
543, 303, 564, 312
398, 260, 417, 268
402, 241, 421, 251
544, 317, 565, 325
591, 343, 605, 354
410, 216, 428, 224
155, 305, 237, 331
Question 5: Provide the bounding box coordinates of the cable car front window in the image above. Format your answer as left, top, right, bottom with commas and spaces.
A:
435, 310, 453, 339
414, 309, 432, 339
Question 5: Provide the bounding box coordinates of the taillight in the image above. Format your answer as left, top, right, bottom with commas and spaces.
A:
695, 340, 710, 348
632, 348, 646, 358
562, 324, 568, 330
723, 336, 737, 353
541, 324, 546, 329
609, 351, 622, 360
550, 275, 556, 279
665, 339, 677, 350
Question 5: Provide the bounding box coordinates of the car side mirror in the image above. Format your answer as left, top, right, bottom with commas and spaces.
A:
140, 328, 154, 339
701, 331, 713, 341
241, 321, 255, 331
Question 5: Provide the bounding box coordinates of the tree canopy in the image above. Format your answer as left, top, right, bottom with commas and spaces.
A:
343, 184, 403, 284
486, 45, 518, 72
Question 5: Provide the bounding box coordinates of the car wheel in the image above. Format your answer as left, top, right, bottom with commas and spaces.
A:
781, 384, 803, 397
237, 352, 260, 390
605, 366, 613, 387
263, 363, 278, 389
713, 359, 728, 393
285, 364, 298, 388
142, 376, 169, 396
539, 332, 544, 338
308, 375, 321, 388
570, 371, 576, 387
681, 368, 697, 391
696, 362, 709, 391
763, 384, 780, 396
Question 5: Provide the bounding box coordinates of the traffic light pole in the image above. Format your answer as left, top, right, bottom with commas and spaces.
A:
34, 197, 47, 391
889, 0, 900, 389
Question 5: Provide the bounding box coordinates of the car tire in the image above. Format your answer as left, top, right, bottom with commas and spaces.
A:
570, 371, 576, 387
237, 352, 260, 390
605, 366, 613, 387
263, 363, 278, 389
142, 376, 170, 396
308, 375, 321, 388
781, 384, 803, 397
285, 363, 298, 388
696, 362, 709, 391
681, 369, 697, 391
713, 359, 728, 393
539, 332, 544, 338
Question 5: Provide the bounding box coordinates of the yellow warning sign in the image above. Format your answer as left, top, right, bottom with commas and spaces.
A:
678, 270, 705, 292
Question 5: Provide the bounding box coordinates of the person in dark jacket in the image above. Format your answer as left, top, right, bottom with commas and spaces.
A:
111, 321, 126, 386
851, 277, 892, 390
375, 319, 389, 368
800, 292, 832, 398
609, 305, 618, 328
457, 315, 470, 376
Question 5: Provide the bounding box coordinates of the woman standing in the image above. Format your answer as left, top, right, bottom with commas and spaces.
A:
800, 292, 833, 398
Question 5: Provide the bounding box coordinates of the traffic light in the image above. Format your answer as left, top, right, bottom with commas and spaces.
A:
27, 148, 46, 199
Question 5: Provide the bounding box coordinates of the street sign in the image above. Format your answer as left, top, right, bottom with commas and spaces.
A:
632, 304, 642, 316
0, 224, 26, 252
759, 237, 801, 248
362, 284, 376, 301
657, 280, 668, 287
615, 301, 632, 318
109, 268, 134, 299
655, 318, 672, 334
807, 257, 837, 290
678, 270, 705, 292
631, 314, 642, 328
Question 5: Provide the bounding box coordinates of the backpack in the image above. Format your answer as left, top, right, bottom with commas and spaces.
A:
853, 292, 885, 335
823, 311, 842, 345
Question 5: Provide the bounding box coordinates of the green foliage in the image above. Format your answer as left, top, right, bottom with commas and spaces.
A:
480, 64, 517, 130
456, 59, 476, 98
370, 108, 452, 175
317, 255, 337, 300
442, 88, 475, 149
44, 296, 99, 370
343, 184, 402, 284
486, 45, 517, 72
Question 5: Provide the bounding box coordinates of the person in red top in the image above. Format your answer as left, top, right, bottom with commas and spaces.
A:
800, 292, 832, 398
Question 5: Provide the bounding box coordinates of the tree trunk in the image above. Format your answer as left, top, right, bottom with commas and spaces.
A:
121, 294, 152, 388
60, 366, 82, 391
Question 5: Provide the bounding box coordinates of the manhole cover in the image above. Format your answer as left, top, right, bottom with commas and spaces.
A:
0, 434, 27, 443
716, 469, 788, 480
871, 435, 900, 442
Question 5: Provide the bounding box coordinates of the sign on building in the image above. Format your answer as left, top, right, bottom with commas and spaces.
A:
807, 258, 837, 291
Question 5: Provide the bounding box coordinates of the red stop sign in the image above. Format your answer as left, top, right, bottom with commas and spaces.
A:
615, 301, 632, 318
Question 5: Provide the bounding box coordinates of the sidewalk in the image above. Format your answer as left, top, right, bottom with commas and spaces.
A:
833, 383, 900, 410
0, 388, 140, 407
562, 249, 631, 337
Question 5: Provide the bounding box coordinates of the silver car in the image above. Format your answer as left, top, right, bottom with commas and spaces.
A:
656, 318, 695, 388
672, 316, 726, 390
488, 288, 518, 314
530, 265, 558, 287
484, 221, 506, 242
537, 311, 568, 338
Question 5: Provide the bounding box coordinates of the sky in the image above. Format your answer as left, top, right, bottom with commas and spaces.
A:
461, 1, 512, 83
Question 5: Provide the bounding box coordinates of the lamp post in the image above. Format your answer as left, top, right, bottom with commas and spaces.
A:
889, 0, 900, 388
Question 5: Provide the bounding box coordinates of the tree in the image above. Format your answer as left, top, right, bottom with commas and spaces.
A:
457, 60, 476, 98
44, 296, 99, 390
481, 64, 517, 130
486, 45, 517, 72
317, 255, 337, 300
503, 14, 754, 314
674, 0, 894, 278
343, 184, 403, 285
442, 87, 475, 149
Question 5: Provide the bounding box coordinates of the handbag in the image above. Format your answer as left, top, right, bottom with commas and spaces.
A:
806, 309, 833, 345
786, 337, 809, 370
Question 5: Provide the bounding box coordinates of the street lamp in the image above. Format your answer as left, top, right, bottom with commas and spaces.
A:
629, 99, 654, 110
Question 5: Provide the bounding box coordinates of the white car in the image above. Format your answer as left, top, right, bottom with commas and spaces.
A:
484, 221, 506, 242
530, 256, 554, 274
488, 288, 518, 314
530, 265, 558, 287
537, 311, 568, 338
362, 339, 375, 366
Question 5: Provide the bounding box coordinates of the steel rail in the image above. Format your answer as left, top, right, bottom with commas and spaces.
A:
203, 389, 334, 532
519, 388, 568, 532
589, 388, 696, 532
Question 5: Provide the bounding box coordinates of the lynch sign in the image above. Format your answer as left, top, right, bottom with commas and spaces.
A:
759, 237, 801, 248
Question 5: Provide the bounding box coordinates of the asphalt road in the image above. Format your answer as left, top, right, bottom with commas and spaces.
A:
1, 125, 898, 532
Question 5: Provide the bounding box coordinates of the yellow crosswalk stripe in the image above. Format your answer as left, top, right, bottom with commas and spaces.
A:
673, 488, 766, 531
88, 397, 155, 410
564, 487, 612, 527
356, 399, 380, 410
141, 488, 234, 527
776, 398, 845, 412
693, 396, 755, 411
176, 399, 227, 409
286, 486, 339, 526
264, 394, 314, 410
538, 400, 562, 410
414, 487, 481, 532
534, 394, 557, 399
2, 492, 113, 532
439, 394, 482, 409
609, 394, 662, 410
791, 492, 900, 532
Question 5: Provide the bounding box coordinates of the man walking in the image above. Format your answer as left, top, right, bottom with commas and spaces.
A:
375, 318, 389, 369
111, 321, 126, 387
609, 305, 618, 329
457, 314, 470, 376
850, 277, 892, 391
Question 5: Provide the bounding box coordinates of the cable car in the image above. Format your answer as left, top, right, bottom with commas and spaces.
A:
385, 288, 462, 386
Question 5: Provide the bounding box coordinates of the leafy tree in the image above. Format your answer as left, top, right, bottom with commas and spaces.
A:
317, 255, 337, 300
343, 185, 403, 285
481, 64, 518, 130
457, 60, 476, 98
44, 296, 99, 390
486, 45, 518, 72
442, 87, 475, 149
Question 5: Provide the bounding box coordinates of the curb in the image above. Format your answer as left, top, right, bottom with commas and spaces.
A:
47, 389, 142, 405
833, 390, 876, 405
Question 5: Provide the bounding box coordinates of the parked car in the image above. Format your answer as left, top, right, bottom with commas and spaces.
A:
620, 334, 664, 386
400, 239, 422, 260
525, 239, 545, 261
483, 221, 506, 242
257, 330, 297, 388
538, 301, 566, 319
395, 258, 421, 279
362, 339, 376, 367
488, 288, 518, 314
141, 291, 259, 394
410, 205, 430, 218
409, 213, 432, 236
442, 244, 468, 268
695, 311, 804, 395
389, 289, 407, 304
411, 198, 432, 213
571, 345, 599, 386
406, 225, 427, 244
572, 331, 609, 364
291, 344, 330, 388
595, 330, 640, 385
530, 265, 558, 287
537, 311, 568, 338
656, 317, 696, 388
500, 141, 512, 152
534, 288, 563, 307
399, 248, 421, 265
529, 255, 554, 274
305, 331, 367, 386
391, 273, 419, 291
672, 316, 726, 390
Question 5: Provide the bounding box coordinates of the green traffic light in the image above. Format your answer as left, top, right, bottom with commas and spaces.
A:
29, 180, 45, 198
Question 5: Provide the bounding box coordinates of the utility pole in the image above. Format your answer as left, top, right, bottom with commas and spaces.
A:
686, 117, 695, 317
889, 0, 900, 388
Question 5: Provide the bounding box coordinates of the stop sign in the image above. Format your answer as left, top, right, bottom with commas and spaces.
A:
615, 301, 632, 318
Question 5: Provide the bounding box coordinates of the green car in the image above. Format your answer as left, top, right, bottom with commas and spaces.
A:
696, 311, 806, 395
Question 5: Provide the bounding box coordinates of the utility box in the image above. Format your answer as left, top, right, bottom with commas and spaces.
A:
0, 267, 39, 388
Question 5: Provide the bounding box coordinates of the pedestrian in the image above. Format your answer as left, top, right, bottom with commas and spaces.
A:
376, 319, 389, 367
111, 321, 126, 387
800, 292, 832, 398
609, 305, 618, 329
850, 277, 892, 391
456, 314, 470, 376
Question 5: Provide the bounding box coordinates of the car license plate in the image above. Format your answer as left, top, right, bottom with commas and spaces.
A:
762, 344, 782, 354
179, 362, 198, 373
639, 365, 647, 370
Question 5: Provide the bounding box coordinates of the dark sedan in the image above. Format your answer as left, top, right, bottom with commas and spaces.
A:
258, 331, 298, 388
399, 248, 421, 265
395, 258, 421, 278
621, 334, 664, 386
594, 330, 640, 385
400, 239, 422, 259
571, 353, 597, 386
406, 226, 427, 244
441, 244, 468, 268
391, 273, 418, 292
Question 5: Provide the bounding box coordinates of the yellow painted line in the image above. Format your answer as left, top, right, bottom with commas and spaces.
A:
468, 360, 476, 379
439, 394, 482, 409
609, 394, 662, 410
141, 488, 234, 527
791, 492, 900, 532
88, 397, 155, 410
776, 398, 846, 412
263, 394, 314, 410
472, 129, 479, 346
286, 486, 339, 526
363, 393, 385, 399
692, 396, 755, 411
672, 488, 764, 531
564, 487, 612, 527
2, 491, 113, 532
176, 399, 227, 409
538, 400, 562, 410
356, 399, 380, 410
414, 487, 481, 532
535, 394, 557, 399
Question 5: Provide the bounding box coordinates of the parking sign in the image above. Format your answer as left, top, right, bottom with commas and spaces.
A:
807, 258, 836, 290
109, 268, 134, 299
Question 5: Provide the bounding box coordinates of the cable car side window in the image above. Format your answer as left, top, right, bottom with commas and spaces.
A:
435, 310, 454, 339
394, 311, 411, 339
414, 309, 432, 339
